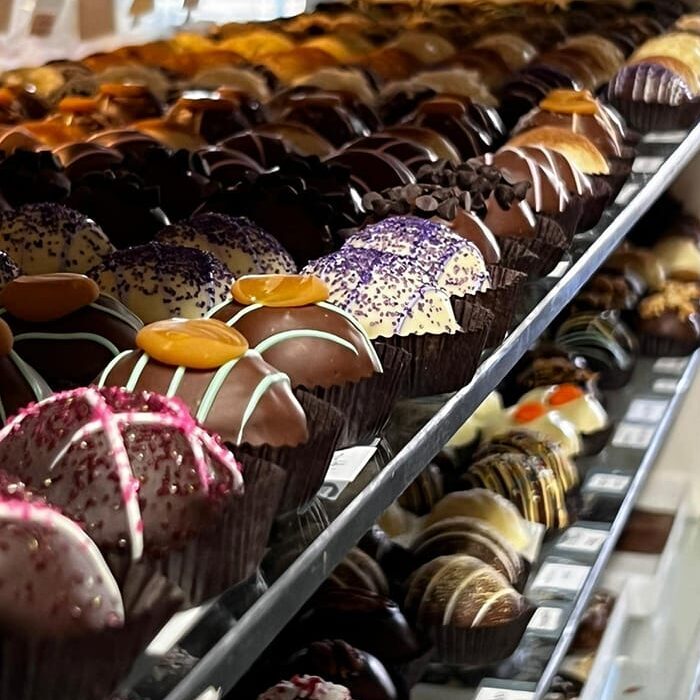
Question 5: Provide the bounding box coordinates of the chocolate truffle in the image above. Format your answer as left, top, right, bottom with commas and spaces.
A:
53, 142, 123, 181
653, 235, 700, 281
96, 82, 163, 125
0, 273, 141, 390
0, 149, 71, 207
327, 149, 416, 195
88, 243, 232, 322
157, 213, 296, 278
219, 131, 290, 169
0, 203, 114, 275
398, 463, 444, 515
96, 317, 308, 448
325, 549, 390, 596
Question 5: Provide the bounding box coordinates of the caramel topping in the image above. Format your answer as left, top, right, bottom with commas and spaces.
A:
0, 274, 99, 322
232, 274, 329, 308
58, 96, 100, 114
137, 318, 249, 369
514, 402, 547, 423
638, 281, 700, 320
549, 384, 584, 406
99, 83, 150, 98
540, 89, 599, 116
0, 318, 12, 357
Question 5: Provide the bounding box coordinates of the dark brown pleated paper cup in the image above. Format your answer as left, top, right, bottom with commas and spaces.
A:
499, 218, 568, 278
578, 177, 612, 232
0, 565, 185, 700
607, 95, 700, 133
497, 237, 541, 276
310, 342, 411, 447
476, 265, 527, 346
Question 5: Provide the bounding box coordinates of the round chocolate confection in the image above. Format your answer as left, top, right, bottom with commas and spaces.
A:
219, 131, 291, 169
126, 147, 219, 222
96, 318, 308, 448
158, 213, 296, 278
377, 83, 437, 125
410, 516, 524, 585
404, 555, 527, 639
530, 51, 600, 92
283, 640, 399, 700
67, 171, 169, 249
196, 146, 264, 186
209, 274, 381, 390
0, 471, 124, 637
252, 121, 335, 159
96, 82, 163, 125
0, 250, 19, 288
0, 317, 51, 424
55, 96, 114, 135
450, 47, 512, 89
53, 142, 123, 181
347, 134, 436, 174
0, 385, 243, 560
0, 202, 114, 275
0, 273, 141, 390
0, 87, 30, 125
87, 128, 162, 159
258, 676, 353, 700
574, 273, 641, 311
463, 452, 569, 530
298, 588, 422, 665
325, 548, 390, 596
398, 462, 444, 515
327, 149, 416, 195
0, 149, 71, 206
604, 248, 666, 292
88, 243, 232, 323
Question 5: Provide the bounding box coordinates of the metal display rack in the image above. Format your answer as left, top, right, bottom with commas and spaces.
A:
119, 124, 700, 700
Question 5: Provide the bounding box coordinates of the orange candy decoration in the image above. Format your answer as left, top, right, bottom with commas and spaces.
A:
137, 318, 249, 369
232, 274, 329, 308
540, 89, 599, 116
548, 384, 584, 406
513, 402, 547, 424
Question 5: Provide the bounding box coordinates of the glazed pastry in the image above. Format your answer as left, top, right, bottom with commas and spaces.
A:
258, 676, 353, 700
0, 203, 114, 275
344, 216, 490, 297
0, 273, 141, 390
410, 516, 524, 585
652, 235, 700, 281
398, 463, 444, 516
96, 317, 308, 448
88, 243, 232, 323
302, 247, 460, 340
464, 452, 570, 529
157, 213, 296, 278
208, 274, 382, 390
424, 489, 531, 553
0, 317, 51, 424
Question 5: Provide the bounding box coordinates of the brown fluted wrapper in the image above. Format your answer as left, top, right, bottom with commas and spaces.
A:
240, 391, 346, 513
497, 238, 541, 276
476, 265, 527, 346
637, 332, 698, 357
500, 217, 568, 277
578, 176, 613, 232
607, 95, 700, 133
310, 343, 411, 447
600, 156, 632, 203
430, 603, 535, 666
382, 300, 492, 398
0, 564, 185, 700
550, 195, 584, 243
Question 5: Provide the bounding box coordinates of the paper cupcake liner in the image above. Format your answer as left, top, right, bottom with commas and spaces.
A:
428, 603, 535, 666
241, 391, 346, 513
580, 422, 615, 457
159, 454, 286, 604
578, 177, 612, 232
497, 238, 542, 276
476, 265, 527, 346
310, 343, 411, 448
549, 195, 584, 243
500, 218, 568, 278
606, 95, 700, 133
515, 555, 531, 593
600, 157, 632, 203
382, 300, 492, 398
636, 332, 699, 358
0, 564, 185, 700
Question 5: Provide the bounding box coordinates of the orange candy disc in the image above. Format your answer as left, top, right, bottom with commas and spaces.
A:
513, 402, 548, 424
540, 89, 599, 116
232, 274, 329, 308
137, 318, 249, 369
0, 274, 100, 322
548, 383, 584, 406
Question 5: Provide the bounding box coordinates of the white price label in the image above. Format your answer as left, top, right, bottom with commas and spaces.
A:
527, 606, 563, 633
644, 130, 687, 143
653, 357, 689, 375
625, 398, 669, 424
557, 527, 607, 554
78, 0, 114, 38
476, 689, 534, 700
29, 0, 64, 36
585, 473, 631, 494
320, 443, 378, 501
614, 182, 639, 206
653, 377, 679, 394
531, 562, 590, 594
633, 156, 664, 173
612, 422, 655, 449
194, 689, 220, 700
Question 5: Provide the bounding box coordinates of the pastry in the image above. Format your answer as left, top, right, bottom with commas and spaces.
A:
88, 242, 232, 323
258, 676, 353, 700
652, 235, 700, 281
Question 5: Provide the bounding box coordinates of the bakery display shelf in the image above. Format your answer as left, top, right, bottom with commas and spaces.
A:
119, 125, 700, 700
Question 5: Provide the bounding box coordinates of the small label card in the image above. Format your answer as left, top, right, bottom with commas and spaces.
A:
319, 442, 378, 501
614, 182, 640, 206
644, 130, 687, 143
476, 684, 535, 700
612, 422, 655, 450
29, 0, 65, 36
527, 605, 564, 634
531, 561, 590, 595
653, 357, 689, 375
194, 689, 221, 700
632, 156, 664, 174
653, 377, 680, 395
556, 526, 608, 554
584, 472, 631, 494
625, 398, 669, 424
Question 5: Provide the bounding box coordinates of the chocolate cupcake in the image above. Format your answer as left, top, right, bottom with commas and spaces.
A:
404, 555, 532, 665
88, 242, 232, 323
157, 213, 297, 278
635, 281, 700, 356
0, 273, 141, 390
0, 202, 113, 275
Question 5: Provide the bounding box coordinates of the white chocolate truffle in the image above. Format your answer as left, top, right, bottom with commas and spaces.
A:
447, 391, 504, 448
652, 236, 700, 281
520, 385, 608, 435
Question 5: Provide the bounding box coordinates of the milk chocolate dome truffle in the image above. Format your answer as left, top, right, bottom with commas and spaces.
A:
0, 203, 114, 275
88, 242, 232, 323
0, 149, 71, 207
157, 213, 296, 278
0, 273, 141, 390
